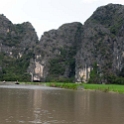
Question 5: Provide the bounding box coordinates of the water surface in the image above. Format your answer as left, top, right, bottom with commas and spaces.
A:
0, 84, 124, 124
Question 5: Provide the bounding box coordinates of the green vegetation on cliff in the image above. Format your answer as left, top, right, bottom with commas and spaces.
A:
0, 52, 31, 81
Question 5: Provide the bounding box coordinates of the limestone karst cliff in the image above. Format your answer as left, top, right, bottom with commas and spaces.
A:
28, 22, 83, 81
0, 14, 38, 81
75, 3, 124, 83
1, 4, 124, 83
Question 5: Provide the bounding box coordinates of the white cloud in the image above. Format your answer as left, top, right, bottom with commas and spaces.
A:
81, 0, 124, 4
0, 0, 17, 10
81, 0, 100, 4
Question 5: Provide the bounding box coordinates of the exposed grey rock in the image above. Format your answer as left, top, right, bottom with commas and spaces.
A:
75, 3, 124, 83
0, 14, 38, 81
28, 22, 83, 81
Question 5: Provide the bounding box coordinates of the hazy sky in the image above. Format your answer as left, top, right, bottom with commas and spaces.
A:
0, 0, 124, 38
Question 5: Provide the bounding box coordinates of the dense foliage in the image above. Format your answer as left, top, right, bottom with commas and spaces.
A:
88, 62, 124, 84
0, 52, 31, 81
46, 47, 76, 82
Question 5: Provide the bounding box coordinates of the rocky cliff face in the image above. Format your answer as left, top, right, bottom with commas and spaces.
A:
75, 4, 124, 83
0, 14, 38, 81
0, 15, 38, 55
28, 22, 83, 81
1, 4, 124, 83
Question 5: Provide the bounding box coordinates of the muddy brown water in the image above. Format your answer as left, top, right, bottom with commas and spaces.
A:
0, 84, 124, 124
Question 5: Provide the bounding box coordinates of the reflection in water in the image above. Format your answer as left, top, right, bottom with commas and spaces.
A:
33, 90, 42, 123
75, 91, 124, 124
0, 85, 124, 124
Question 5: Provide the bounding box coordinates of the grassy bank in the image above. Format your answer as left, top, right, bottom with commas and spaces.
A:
83, 84, 124, 93
46, 82, 81, 90
46, 82, 124, 93
19, 82, 42, 85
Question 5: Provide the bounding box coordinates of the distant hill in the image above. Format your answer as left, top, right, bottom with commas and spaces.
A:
1, 4, 124, 84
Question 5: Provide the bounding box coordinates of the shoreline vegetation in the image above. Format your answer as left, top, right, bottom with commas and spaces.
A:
46, 83, 124, 94
1, 81, 124, 93
82, 84, 124, 93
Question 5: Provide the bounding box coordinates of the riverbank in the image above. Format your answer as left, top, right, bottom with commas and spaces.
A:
46, 83, 80, 90
83, 84, 124, 93
46, 83, 124, 93
1, 81, 124, 94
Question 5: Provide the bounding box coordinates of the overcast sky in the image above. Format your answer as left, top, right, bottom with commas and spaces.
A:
0, 0, 124, 38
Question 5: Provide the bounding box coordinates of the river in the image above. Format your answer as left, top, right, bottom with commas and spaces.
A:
0, 84, 124, 124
